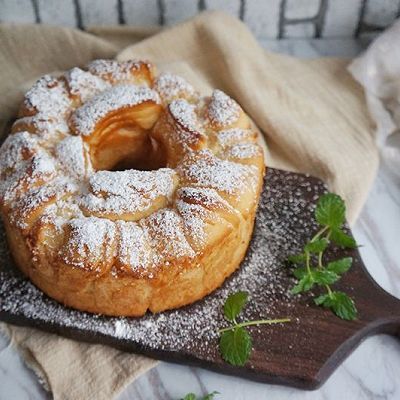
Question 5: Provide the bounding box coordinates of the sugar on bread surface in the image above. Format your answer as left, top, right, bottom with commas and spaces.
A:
0, 60, 265, 316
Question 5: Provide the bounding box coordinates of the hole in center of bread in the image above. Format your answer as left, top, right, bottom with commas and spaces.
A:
91, 127, 166, 172
86, 105, 166, 172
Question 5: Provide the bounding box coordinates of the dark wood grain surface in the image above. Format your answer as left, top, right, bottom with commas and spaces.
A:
1, 168, 399, 390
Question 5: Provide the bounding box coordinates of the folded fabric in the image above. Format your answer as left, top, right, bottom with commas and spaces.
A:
0, 11, 377, 400
349, 18, 400, 180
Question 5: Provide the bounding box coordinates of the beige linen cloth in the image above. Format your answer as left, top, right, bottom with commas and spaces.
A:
0, 11, 377, 400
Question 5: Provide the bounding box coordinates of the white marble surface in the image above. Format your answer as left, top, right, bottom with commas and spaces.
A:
1, 38, 400, 400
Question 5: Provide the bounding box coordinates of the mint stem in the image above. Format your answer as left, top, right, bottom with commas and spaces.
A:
310, 226, 329, 242
305, 251, 312, 274
218, 318, 291, 334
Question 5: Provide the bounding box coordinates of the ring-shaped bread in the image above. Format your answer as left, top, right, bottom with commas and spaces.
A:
0, 59, 265, 316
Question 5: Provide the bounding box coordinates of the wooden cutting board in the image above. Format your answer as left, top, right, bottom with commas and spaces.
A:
0, 168, 399, 390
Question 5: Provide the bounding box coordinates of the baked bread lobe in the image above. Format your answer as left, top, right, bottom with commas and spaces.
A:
0, 60, 265, 316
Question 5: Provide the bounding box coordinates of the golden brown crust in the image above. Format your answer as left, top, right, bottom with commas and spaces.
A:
0, 59, 265, 317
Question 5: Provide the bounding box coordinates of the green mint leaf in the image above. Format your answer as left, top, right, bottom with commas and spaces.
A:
181, 394, 197, 400
223, 291, 248, 322
316, 291, 357, 320
313, 270, 340, 285
202, 391, 220, 400
293, 267, 307, 279
314, 293, 331, 306
287, 253, 306, 264
304, 238, 329, 254
330, 291, 357, 320
291, 274, 314, 294
330, 229, 357, 249
326, 257, 353, 275
181, 391, 220, 400
219, 327, 252, 366
315, 193, 346, 229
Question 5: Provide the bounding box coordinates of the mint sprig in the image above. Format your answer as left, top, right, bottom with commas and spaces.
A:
180, 391, 220, 400
288, 193, 358, 321
218, 291, 290, 366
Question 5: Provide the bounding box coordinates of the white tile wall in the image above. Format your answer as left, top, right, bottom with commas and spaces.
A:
0, 0, 35, 23
38, 0, 77, 27
204, 0, 241, 16
0, 0, 398, 38
284, 22, 316, 38
244, 0, 281, 38
323, 0, 362, 37
285, 0, 320, 20
163, 0, 199, 25
79, 0, 119, 28
364, 0, 400, 28
124, 0, 160, 25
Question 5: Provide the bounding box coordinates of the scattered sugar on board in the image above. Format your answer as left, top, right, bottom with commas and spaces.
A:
71, 84, 160, 136
0, 169, 328, 363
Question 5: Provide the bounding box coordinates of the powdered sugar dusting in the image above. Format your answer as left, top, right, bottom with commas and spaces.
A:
79, 168, 176, 218
176, 200, 208, 246
177, 186, 233, 210
11, 177, 77, 229
116, 221, 151, 272
70, 84, 160, 136
55, 136, 91, 179
0, 132, 55, 204
12, 115, 69, 140
169, 99, 201, 133
0, 131, 39, 173
207, 89, 240, 127
154, 73, 196, 103
65, 67, 110, 102
29, 152, 57, 179
61, 216, 116, 269
178, 150, 257, 195
217, 128, 255, 147
176, 186, 235, 247
228, 143, 262, 159
40, 199, 84, 232
142, 208, 196, 263
87, 59, 153, 83
23, 75, 71, 117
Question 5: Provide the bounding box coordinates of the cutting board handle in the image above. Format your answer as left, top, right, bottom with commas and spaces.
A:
359, 266, 400, 338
